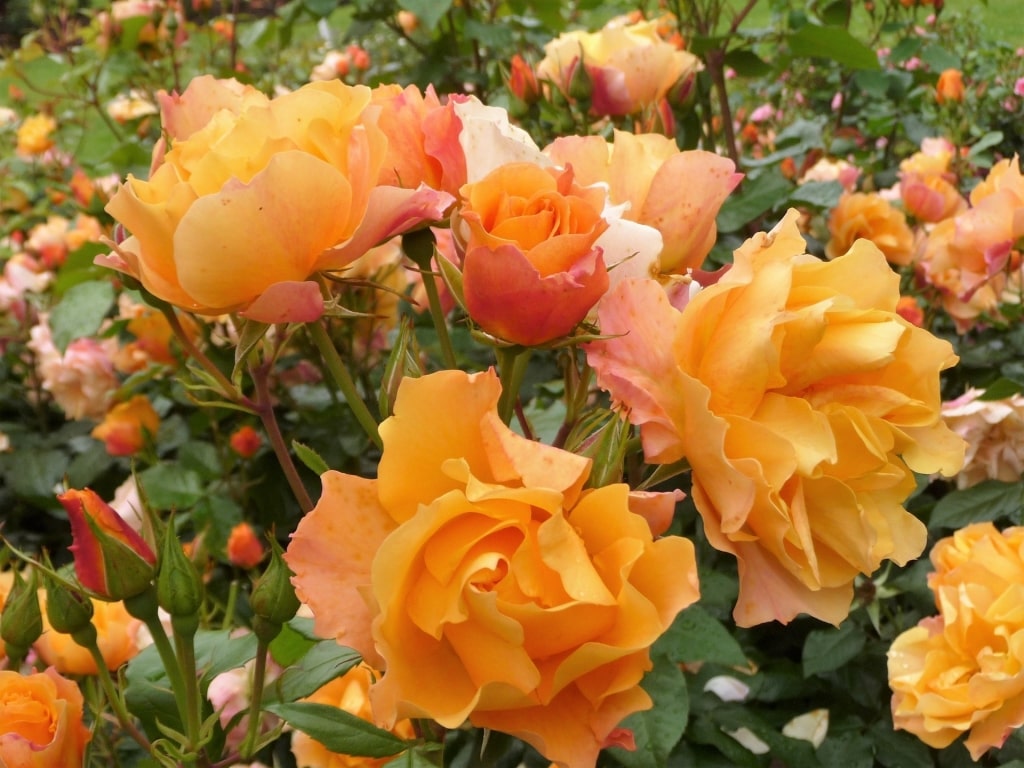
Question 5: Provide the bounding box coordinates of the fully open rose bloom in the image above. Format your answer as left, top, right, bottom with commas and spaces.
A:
537, 17, 699, 116
826, 191, 915, 266
587, 210, 964, 626
544, 130, 741, 274
889, 523, 1024, 759
102, 75, 452, 323
287, 369, 698, 767
0, 667, 91, 766
941, 387, 1024, 488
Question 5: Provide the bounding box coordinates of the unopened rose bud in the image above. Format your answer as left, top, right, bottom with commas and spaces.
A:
157, 520, 204, 636
0, 567, 43, 665
59, 488, 157, 601
226, 522, 265, 569
249, 538, 300, 643
229, 425, 262, 458
43, 563, 94, 638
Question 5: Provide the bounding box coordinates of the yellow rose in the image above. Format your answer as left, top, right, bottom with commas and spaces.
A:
537, 18, 699, 116
0, 667, 91, 767
545, 130, 741, 273
287, 369, 699, 767
826, 191, 916, 266
588, 210, 964, 626
16, 114, 57, 156
102, 75, 452, 323
291, 664, 416, 768
889, 523, 1024, 759
35, 596, 143, 675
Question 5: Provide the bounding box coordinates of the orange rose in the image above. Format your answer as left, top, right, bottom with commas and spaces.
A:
226, 522, 265, 569
91, 394, 160, 456
826, 191, 916, 266
35, 596, 142, 675
936, 68, 965, 104
454, 162, 611, 345
0, 667, 91, 766
587, 210, 964, 626
287, 369, 699, 767
545, 130, 741, 273
16, 113, 57, 156
889, 523, 1024, 759
102, 76, 452, 323
291, 664, 416, 768
537, 18, 699, 116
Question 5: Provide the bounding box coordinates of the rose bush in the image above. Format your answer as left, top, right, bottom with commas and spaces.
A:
287, 369, 699, 767
587, 210, 964, 626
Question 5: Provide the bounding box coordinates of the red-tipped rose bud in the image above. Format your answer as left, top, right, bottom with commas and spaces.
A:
59, 488, 157, 601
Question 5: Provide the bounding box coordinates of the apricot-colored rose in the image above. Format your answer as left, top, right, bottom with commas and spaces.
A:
226, 522, 265, 569
102, 76, 452, 323
91, 394, 160, 456
454, 162, 610, 345
0, 667, 91, 766
587, 210, 964, 626
826, 192, 916, 266
545, 130, 740, 273
35, 596, 142, 675
291, 664, 416, 768
889, 523, 1024, 759
16, 114, 56, 156
287, 369, 698, 767
936, 68, 965, 104
537, 18, 699, 116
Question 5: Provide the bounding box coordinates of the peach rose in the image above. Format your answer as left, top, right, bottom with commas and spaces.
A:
936, 68, 965, 104
941, 387, 1024, 488
826, 191, 915, 266
0, 667, 91, 766
35, 597, 143, 675
889, 523, 1024, 759
91, 394, 161, 456
287, 369, 699, 767
102, 76, 452, 323
454, 162, 611, 345
537, 18, 699, 116
587, 210, 964, 626
291, 664, 416, 768
544, 131, 741, 274
16, 114, 57, 156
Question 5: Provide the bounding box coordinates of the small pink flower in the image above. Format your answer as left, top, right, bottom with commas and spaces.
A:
749, 103, 775, 122
904, 57, 922, 71
830, 91, 843, 111
28, 317, 119, 420
1014, 77, 1024, 98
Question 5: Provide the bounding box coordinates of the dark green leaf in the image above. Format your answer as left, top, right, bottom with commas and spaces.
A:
920, 44, 961, 72
266, 640, 361, 704
611, 654, 689, 768
789, 180, 843, 210
137, 463, 205, 510
292, 440, 330, 475
802, 620, 865, 677
716, 170, 792, 232
723, 50, 772, 77
888, 37, 922, 64
49, 280, 116, 353
930, 481, 1023, 530
265, 701, 408, 757
397, 0, 453, 32
968, 131, 1004, 158
870, 720, 933, 768
6, 449, 69, 502
788, 25, 880, 70
980, 376, 1023, 400
663, 605, 748, 667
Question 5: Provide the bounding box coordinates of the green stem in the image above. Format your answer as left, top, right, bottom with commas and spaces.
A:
307, 321, 382, 450
79, 631, 152, 750
221, 579, 240, 631
162, 306, 242, 402
173, 619, 204, 760
239, 639, 269, 759
420, 261, 458, 369
250, 361, 314, 513
495, 346, 532, 425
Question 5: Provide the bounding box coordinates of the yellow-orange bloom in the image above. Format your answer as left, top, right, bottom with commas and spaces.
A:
16, 114, 57, 156
455, 162, 610, 345
545, 130, 741, 274
936, 68, 965, 104
291, 664, 416, 768
0, 667, 91, 766
889, 523, 1024, 759
287, 369, 699, 767
537, 18, 699, 116
35, 597, 142, 675
826, 192, 916, 266
91, 394, 160, 456
587, 210, 964, 626
102, 75, 452, 323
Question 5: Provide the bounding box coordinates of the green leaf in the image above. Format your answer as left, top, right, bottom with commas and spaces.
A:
802, 620, 865, 677
302, 0, 339, 17
888, 37, 922, 65
610, 654, 689, 768
723, 49, 772, 77
788, 180, 843, 210
980, 376, 1023, 400
968, 131, 1004, 158
930, 480, 1023, 530
232, 319, 271, 382
49, 280, 116, 353
716, 170, 792, 232
137, 463, 205, 510
920, 44, 960, 72
266, 640, 361, 704
663, 605, 748, 667
265, 701, 408, 757
384, 746, 443, 768
5, 448, 69, 502
787, 25, 880, 70
869, 720, 933, 768
292, 440, 330, 475
397, 0, 453, 32
269, 620, 318, 667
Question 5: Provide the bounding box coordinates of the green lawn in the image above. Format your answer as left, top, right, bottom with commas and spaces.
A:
736, 0, 1024, 46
